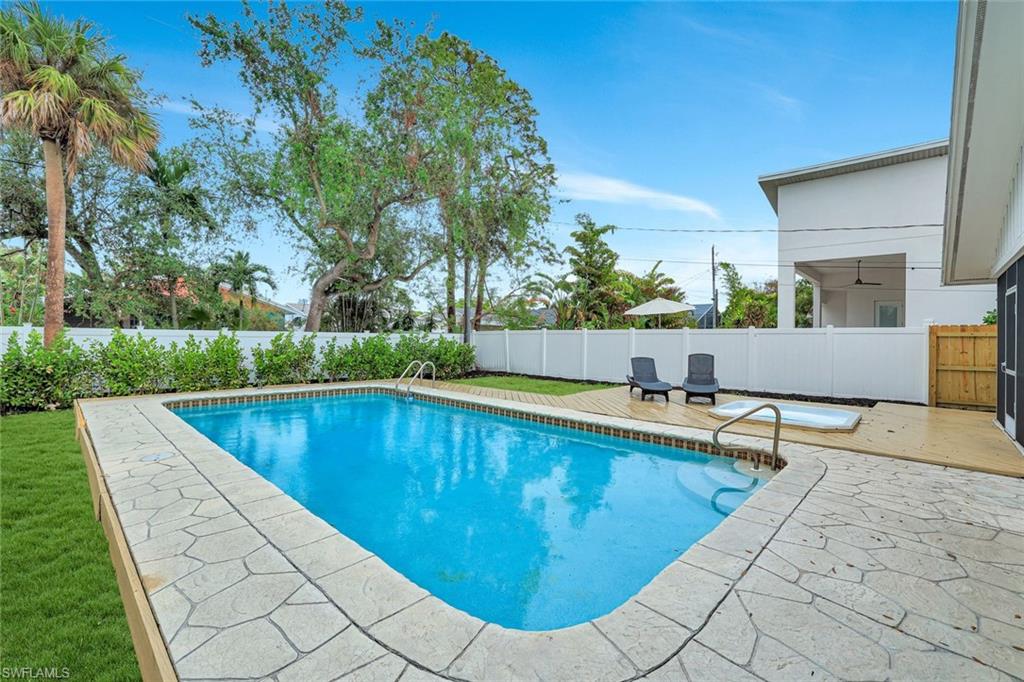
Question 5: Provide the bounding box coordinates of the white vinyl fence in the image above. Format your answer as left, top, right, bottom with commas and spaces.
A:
0, 325, 459, 365
473, 327, 929, 404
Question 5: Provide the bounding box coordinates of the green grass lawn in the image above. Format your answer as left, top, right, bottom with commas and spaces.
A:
1, 410, 139, 680
451, 374, 617, 396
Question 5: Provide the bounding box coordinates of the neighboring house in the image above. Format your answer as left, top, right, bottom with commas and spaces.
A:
284, 300, 311, 327
691, 303, 717, 329
941, 1, 1023, 445
220, 286, 303, 328
760, 142, 994, 328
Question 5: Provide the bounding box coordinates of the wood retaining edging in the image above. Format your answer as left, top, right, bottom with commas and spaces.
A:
75, 401, 178, 682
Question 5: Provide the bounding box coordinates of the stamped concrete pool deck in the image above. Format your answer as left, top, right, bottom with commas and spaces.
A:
78, 383, 1024, 681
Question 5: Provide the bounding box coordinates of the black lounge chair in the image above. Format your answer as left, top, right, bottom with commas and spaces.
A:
682, 353, 719, 404
627, 357, 673, 402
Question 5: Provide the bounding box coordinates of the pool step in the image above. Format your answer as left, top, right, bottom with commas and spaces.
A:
676, 460, 760, 515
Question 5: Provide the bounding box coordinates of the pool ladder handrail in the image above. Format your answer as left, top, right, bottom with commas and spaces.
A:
712, 402, 781, 472
395, 360, 436, 396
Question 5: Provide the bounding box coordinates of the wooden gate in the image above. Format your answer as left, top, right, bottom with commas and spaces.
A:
928, 324, 997, 410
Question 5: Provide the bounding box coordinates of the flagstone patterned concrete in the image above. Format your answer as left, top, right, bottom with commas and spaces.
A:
79, 383, 1024, 681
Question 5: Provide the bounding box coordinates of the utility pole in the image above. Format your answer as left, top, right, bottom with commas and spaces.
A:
711, 245, 718, 329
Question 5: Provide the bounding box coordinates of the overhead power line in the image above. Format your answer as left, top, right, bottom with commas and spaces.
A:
548, 219, 943, 234
618, 257, 942, 271
4, 156, 944, 235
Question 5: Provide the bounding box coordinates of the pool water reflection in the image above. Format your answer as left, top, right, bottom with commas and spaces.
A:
175, 394, 766, 630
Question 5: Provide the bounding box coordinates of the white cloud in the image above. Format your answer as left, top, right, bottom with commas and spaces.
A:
157, 99, 280, 133
749, 83, 803, 118
558, 172, 719, 219
680, 18, 758, 48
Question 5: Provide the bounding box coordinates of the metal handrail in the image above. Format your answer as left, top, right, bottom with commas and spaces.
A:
395, 360, 436, 396
409, 361, 436, 392
712, 402, 782, 471
395, 360, 423, 392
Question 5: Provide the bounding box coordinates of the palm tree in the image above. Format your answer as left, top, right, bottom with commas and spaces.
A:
146, 149, 213, 328
1, 2, 158, 345
211, 251, 277, 330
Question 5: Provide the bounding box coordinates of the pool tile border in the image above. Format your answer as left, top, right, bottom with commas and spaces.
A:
165, 385, 784, 470
78, 383, 829, 681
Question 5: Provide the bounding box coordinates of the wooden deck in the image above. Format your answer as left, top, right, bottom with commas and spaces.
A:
434, 382, 1024, 478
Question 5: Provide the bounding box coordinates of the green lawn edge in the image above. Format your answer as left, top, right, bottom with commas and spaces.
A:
450, 374, 617, 396
0, 410, 140, 680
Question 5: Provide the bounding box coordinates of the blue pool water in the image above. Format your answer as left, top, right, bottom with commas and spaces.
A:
174, 394, 766, 630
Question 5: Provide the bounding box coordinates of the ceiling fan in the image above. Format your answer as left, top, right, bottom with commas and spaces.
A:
846, 259, 882, 287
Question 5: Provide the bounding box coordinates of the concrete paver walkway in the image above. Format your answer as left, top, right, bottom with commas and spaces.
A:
79, 383, 1024, 681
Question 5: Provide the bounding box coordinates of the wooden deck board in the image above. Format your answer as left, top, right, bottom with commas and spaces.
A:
434, 382, 1024, 478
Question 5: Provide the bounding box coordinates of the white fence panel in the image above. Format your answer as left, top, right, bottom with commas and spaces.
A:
688, 330, 750, 390
507, 331, 544, 376
473, 326, 929, 403
544, 331, 583, 380
752, 329, 831, 396
832, 328, 927, 403
633, 330, 686, 383
584, 330, 630, 382
473, 332, 506, 371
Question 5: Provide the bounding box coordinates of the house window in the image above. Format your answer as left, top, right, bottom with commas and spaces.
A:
874, 301, 903, 327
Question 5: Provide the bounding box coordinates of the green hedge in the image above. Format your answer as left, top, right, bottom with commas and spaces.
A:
0, 330, 475, 412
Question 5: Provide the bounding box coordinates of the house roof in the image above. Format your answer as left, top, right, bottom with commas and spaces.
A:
220, 285, 302, 316
692, 303, 714, 322
942, 0, 1024, 284
758, 140, 949, 214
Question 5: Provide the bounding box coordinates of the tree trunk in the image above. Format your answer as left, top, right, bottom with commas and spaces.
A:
305, 276, 331, 332
170, 287, 179, 329
445, 224, 457, 333
41, 139, 66, 347
473, 256, 487, 331
462, 255, 472, 344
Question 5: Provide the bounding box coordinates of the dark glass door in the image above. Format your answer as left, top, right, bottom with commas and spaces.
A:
1005, 288, 1016, 434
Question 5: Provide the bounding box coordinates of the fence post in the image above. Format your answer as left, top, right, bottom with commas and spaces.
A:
681, 326, 690, 368
628, 327, 636, 370
504, 328, 511, 373
825, 325, 835, 397
541, 328, 548, 377
581, 328, 589, 381
747, 326, 757, 390
923, 319, 935, 406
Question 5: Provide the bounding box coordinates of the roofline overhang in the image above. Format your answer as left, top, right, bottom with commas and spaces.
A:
758, 140, 949, 214
942, 0, 990, 285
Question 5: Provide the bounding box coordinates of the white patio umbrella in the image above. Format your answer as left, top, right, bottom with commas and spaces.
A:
624, 297, 694, 328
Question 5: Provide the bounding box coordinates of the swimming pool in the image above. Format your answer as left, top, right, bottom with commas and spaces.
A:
175, 393, 766, 630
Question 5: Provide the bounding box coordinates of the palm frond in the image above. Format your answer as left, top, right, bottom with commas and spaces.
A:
0, 89, 37, 130
26, 64, 79, 99
108, 132, 152, 173
0, 10, 31, 72
77, 95, 125, 139
28, 88, 65, 131
63, 116, 92, 177
2, 0, 159, 176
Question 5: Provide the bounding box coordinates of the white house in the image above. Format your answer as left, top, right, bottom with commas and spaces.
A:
941, 0, 1023, 445
759, 142, 995, 328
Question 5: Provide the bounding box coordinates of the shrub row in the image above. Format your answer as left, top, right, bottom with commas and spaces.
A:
0, 329, 476, 412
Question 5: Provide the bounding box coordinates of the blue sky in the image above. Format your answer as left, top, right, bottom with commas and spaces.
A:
58, 1, 958, 306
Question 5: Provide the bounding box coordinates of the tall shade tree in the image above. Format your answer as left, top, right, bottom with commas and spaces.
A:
396, 32, 555, 337
0, 1, 158, 344
191, 2, 443, 332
